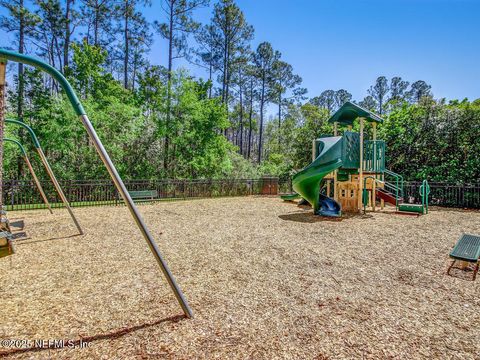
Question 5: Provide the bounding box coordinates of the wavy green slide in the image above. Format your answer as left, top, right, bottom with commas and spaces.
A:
286, 136, 344, 217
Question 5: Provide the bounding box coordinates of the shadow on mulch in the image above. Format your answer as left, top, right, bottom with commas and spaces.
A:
279, 208, 374, 223
10, 232, 27, 240
15, 233, 82, 246
279, 212, 344, 223
447, 263, 478, 282
0, 315, 186, 358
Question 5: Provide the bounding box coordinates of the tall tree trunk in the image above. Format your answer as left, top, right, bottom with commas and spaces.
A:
221, 42, 228, 137
247, 79, 253, 159
0, 61, 6, 208
17, 0, 25, 119
123, 0, 129, 89
257, 74, 265, 164
164, 4, 174, 171
238, 77, 244, 155
63, 0, 72, 73
278, 92, 281, 129
208, 60, 212, 99
221, 36, 227, 103
17, 0, 25, 178
132, 52, 137, 90
94, 0, 99, 45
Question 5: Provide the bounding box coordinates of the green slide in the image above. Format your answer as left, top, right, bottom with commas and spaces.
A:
292, 136, 344, 216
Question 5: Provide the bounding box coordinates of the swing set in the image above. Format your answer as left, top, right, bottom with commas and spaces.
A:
0, 49, 193, 318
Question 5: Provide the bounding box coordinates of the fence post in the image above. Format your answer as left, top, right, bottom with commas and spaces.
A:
11, 180, 15, 210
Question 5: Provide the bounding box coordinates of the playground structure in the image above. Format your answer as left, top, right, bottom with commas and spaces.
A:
0, 49, 193, 318
283, 102, 429, 216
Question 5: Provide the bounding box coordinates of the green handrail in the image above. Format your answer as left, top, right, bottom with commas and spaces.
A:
419, 179, 430, 214
384, 169, 404, 208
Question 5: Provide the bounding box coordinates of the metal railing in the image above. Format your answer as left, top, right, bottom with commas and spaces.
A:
1, 178, 279, 211
279, 174, 480, 210
403, 181, 480, 209
5, 177, 480, 211
384, 169, 404, 206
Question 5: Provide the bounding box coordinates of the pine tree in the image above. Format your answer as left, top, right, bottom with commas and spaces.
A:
368, 76, 389, 114
253, 41, 280, 163
155, 0, 208, 171
211, 0, 253, 108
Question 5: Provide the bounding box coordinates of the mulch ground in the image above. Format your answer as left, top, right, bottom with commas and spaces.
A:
1, 197, 479, 359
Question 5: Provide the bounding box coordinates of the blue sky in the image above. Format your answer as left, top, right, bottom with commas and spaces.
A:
1, 0, 479, 101
154, 0, 480, 102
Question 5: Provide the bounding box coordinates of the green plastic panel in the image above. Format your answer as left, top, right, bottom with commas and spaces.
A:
328, 101, 383, 125
398, 203, 424, 214
363, 140, 385, 172
341, 131, 360, 169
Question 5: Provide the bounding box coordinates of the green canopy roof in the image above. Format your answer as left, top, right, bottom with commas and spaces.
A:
327, 101, 383, 125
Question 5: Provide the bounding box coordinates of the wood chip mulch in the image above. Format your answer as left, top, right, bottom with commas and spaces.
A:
1, 197, 479, 359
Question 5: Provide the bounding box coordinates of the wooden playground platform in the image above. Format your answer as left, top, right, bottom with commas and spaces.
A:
1, 197, 479, 358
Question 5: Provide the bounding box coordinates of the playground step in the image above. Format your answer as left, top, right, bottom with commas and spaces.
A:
397, 203, 425, 214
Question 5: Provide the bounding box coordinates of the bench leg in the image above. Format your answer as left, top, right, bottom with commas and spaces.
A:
447, 260, 456, 275
473, 262, 479, 281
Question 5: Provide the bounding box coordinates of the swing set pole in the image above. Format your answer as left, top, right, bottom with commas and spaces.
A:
4, 137, 53, 213
6, 119, 81, 232
0, 48, 193, 319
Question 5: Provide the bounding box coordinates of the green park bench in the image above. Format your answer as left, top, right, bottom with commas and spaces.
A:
447, 234, 480, 280
128, 190, 158, 202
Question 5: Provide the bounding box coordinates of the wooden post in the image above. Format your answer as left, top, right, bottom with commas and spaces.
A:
333, 122, 338, 201
0, 60, 6, 212
358, 117, 364, 212
372, 122, 377, 212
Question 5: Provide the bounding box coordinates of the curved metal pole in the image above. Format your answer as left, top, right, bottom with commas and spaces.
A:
5, 119, 82, 233
4, 138, 53, 214
0, 49, 193, 318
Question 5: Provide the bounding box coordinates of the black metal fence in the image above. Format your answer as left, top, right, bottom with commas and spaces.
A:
2, 177, 480, 211
278, 178, 480, 209
404, 181, 480, 209
1, 177, 279, 211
